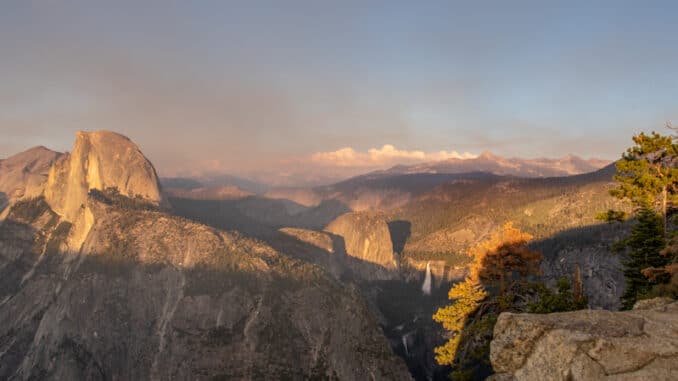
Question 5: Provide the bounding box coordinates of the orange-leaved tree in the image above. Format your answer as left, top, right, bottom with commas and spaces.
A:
468, 222, 543, 292
433, 222, 543, 379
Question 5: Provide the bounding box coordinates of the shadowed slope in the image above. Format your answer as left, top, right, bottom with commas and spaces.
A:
0, 194, 411, 380
0, 131, 411, 380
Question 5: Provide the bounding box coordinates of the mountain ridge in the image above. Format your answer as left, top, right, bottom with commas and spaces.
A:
0, 146, 64, 218
158, 152, 610, 193
0, 130, 412, 380
366, 152, 610, 179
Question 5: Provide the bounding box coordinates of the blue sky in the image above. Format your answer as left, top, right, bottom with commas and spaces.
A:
1, 1, 677, 179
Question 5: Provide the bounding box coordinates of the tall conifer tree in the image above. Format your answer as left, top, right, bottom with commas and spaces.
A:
619, 207, 667, 309
611, 130, 677, 308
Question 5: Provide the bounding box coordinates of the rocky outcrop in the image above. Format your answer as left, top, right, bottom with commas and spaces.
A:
44, 131, 164, 222
0, 199, 411, 380
0, 146, 63, 217
325, 212, 399, 280
489, 298, 678, 380
279, 227, 335, 253
274, 227, 347, 280
276, 226, 407, 282
0, 131, 411, 380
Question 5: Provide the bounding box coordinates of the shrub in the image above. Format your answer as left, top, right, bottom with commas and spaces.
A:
88, 187, 158, 211
528, 277, 588, 313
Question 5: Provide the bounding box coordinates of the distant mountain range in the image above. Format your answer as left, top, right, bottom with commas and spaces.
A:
161, 152, 609, 194
364, 151, 610, 179
260, 154, 611, 210
160, 152, 610, 207
161, 174, 269, 194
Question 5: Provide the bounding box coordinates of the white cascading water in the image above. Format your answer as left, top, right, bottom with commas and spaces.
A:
422, 261, 432, 295
402, 334, 409, 356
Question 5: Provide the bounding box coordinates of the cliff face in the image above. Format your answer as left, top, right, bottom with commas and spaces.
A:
325, 212, 399, 280
44, 131, 164, 223
279, 227, 336, 253
489, 298, 678, 381
533, 223, 630, 310
0, 131, 411, 380
0, 200, 410, 380
540, 245, 625, 310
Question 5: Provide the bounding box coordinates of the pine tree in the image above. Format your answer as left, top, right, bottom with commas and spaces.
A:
528, 276, 588, 313
610, 131, 678, 236
610, 130, 678, 308
619, 207, 668, 309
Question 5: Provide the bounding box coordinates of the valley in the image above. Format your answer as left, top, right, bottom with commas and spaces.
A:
0, 130, 671, 380
158, 137, 630, 378
0, 132, 410, 380
4, 4, 677, 379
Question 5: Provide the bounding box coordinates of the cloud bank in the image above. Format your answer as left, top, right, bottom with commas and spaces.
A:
172, 145, 478, 186
310, 144, 477, 168
2, 1, 675, 186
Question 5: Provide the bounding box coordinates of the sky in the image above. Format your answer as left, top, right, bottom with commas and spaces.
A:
1, 1, 677, 184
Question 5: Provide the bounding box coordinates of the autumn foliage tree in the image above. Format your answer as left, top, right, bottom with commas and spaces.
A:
431, 281, 487, 368
433, 222, 543, 379
468, 222, 543, 293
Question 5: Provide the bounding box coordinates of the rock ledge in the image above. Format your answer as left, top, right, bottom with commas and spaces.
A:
489, 298, 678, 380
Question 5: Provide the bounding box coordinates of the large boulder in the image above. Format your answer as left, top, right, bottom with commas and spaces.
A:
489, 298, 678, 380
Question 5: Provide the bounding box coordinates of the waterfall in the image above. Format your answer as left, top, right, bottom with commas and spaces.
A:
402, 334, 409, 356
422, 261, 432, 295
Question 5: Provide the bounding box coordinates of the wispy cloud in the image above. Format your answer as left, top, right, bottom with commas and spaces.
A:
310, 144, 476, 168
